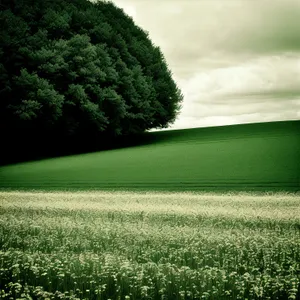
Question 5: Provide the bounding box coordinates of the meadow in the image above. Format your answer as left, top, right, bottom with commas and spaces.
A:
1, 120, 300, 192
0, 191, 300, 299
0, 120, 299, 299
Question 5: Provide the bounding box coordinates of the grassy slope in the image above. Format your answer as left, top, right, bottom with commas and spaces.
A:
0, 120, 299, 191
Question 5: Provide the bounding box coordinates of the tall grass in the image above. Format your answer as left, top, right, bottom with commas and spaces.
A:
0, 191, 299, 299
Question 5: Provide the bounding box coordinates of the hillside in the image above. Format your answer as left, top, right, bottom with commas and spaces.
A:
0, 120, 299, 191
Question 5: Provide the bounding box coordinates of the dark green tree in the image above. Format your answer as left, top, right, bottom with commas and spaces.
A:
0, 0, 183, 161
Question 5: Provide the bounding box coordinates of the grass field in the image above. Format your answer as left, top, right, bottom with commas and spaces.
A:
0, 120, 299, 192
0, 191, 300, 299
0, 121, 299, 299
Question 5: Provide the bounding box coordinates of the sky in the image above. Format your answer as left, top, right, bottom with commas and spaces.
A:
112, 0, 300, 130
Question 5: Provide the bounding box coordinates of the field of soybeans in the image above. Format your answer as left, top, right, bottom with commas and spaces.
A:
1, 191, 300, 300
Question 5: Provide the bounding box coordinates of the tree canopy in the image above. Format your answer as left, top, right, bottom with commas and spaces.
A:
0, 0, 183, 161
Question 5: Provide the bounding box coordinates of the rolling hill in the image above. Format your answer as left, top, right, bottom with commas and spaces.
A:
0, 120, 299, 192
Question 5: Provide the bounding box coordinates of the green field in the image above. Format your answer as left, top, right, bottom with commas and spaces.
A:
0, 191, 300, 300
0, 120, 300, 192
1, 121, 300, 299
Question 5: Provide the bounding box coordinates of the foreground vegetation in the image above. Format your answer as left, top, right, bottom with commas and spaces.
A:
1, 120, 300, 191
0, 191, 299, 299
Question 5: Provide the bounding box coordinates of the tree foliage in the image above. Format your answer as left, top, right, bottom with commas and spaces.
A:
0, 0, 183, 152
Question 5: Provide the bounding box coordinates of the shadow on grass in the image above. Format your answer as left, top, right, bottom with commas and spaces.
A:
0, 131, 161, 166
1, 119, 299, 166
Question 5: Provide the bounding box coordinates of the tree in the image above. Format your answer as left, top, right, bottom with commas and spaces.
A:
0, 0, 183, 162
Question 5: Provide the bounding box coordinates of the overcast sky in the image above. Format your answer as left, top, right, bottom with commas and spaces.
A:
112, 0, 300, 130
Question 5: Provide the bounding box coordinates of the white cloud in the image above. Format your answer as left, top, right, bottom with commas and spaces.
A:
169, 55, 300, 129
112, 0, 300, 130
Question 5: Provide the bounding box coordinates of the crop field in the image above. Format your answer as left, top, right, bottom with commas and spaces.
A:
0, 191, 300, 299
0, 120, 300, 192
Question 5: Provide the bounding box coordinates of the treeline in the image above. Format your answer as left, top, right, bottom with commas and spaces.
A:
0, 0, 183, 164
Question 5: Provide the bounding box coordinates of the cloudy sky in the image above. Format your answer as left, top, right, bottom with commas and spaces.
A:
112, 0, 300, 130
